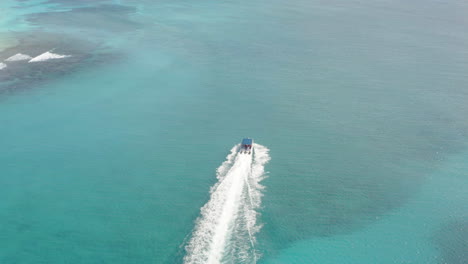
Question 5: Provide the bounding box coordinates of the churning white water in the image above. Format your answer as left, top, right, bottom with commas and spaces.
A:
184, 144, 270, 264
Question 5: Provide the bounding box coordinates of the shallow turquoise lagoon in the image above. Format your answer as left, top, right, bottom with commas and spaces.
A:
1, 0, 467, 263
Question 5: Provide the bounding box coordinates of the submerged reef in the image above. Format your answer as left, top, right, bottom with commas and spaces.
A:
43, 0, 112, 6
0, 2, 140, 96
0, 31, 116, 95
26, 4, 140, 34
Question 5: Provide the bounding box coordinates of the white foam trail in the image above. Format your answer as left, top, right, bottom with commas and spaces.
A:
5, 53, 32, 62
184, 143, 270, 264
236, 144, 270, 262
29, 51, 71, 63
0, 63, 6, 70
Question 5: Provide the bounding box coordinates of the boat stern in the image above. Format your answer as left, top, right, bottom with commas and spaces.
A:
240, 138, 253, 154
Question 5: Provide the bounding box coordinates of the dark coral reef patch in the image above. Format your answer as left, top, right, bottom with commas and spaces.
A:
0, 32, 117, 95
26, 4, 140, 34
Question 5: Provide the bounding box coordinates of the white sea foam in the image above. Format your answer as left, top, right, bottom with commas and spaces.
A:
5, 53, 32, 62
29, 51, 71, 63
0, 63, 6, 70
184, 143, 270, 264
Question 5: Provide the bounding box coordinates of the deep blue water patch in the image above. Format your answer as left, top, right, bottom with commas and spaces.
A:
432, 219, 468, 264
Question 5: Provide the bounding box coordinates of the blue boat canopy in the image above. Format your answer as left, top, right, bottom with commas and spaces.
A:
242, 138, 253, 145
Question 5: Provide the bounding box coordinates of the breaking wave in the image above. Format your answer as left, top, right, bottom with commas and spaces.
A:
184, 143, 270, 264
0, 63, 6, 70
5, 53, 32, 62
29, 51, 71, 62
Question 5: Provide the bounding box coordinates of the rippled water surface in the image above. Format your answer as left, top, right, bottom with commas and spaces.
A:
1, 0, 467, 263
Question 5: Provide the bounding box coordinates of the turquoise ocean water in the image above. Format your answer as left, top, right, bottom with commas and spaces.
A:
1, 0, 468, 263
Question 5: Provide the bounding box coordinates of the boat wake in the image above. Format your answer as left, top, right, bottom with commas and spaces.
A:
184, 143, 270, 264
